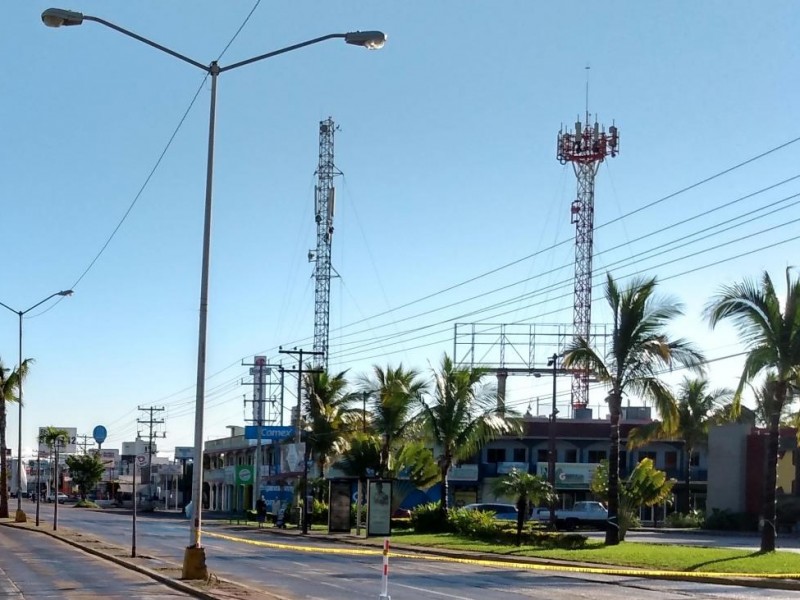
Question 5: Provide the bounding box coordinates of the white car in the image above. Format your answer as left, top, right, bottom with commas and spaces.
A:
47, 493, 69, 504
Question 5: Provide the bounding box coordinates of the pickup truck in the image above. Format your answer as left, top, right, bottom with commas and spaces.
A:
533, 501, 608, 530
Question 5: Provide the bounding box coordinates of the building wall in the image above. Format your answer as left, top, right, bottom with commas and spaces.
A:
707, 424, 750, 515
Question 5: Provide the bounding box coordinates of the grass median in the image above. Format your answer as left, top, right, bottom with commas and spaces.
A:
390, 531, 800, 575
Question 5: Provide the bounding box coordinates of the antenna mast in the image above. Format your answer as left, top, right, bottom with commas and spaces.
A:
556, 94, 619, 410
309, 117, 341, 370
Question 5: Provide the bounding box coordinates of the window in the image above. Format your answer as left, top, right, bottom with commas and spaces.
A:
587, 450, 607, 463
487, 448, 506, 463
689, 452, 700, 467
512, 448, 526, 463
638, 451, 657, 466
664, 451, 678, 469
536, 449, 548, 463
564, 449, 578, 463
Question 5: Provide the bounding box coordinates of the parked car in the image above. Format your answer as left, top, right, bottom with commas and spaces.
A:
46, 493, 69, 504
463, 503, 518, 520
532, 501, 608, 530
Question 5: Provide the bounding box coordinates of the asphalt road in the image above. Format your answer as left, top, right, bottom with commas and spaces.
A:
27, 503, 800, 600
0, 523, 191, 598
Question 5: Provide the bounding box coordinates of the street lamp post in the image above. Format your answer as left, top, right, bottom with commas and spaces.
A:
0, 290, 73, 523
546, 353, 559, 529
42, 8, 385, 579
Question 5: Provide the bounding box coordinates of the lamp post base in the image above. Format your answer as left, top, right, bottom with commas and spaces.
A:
15, 509, 27, 523
181, 546, 208, 580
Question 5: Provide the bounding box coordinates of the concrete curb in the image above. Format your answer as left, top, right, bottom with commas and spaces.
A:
0, 520, 288, 600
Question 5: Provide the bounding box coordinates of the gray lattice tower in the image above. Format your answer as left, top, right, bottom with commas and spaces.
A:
310, 117, 341, 369
557, 114, 619, 408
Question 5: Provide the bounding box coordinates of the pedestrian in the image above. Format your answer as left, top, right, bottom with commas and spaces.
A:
256, 496, 267, 528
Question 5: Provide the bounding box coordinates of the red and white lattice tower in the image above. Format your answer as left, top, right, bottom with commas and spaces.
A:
557, 114, 619, 409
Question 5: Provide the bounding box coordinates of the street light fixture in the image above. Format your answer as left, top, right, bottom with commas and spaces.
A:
0, 290, 73, 523
42, 8, 385, 579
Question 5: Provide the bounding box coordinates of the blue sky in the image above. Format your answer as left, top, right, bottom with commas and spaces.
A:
4, 1, 798, 458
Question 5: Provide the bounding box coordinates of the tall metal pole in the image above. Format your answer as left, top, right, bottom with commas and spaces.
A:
188, 63, 218, 561
16, 312, 23, 516
547, 353, 558, 529
35, 453, 41, 526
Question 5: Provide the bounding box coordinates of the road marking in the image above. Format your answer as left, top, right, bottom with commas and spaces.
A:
202, 531, 800, 581
393, 582, 476, 600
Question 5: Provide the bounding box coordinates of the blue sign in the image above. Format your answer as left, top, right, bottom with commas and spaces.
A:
92, 425, 107, 444
244, 426, 295, 441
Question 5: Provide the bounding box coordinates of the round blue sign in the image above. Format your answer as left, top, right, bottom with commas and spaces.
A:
92, 425, 107, 444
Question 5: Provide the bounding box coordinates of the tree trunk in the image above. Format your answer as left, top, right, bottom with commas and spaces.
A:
761, 406, 782, 552
439, 458, 451, 518
516, 494, 526, 546
682, 445, 693, 514
0, 401, 8, 519
605, 400, 621, 546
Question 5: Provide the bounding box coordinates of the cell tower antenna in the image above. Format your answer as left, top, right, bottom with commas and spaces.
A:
556, 90, 619, 410
585, 64, 590, 123
309, 117, 342, 370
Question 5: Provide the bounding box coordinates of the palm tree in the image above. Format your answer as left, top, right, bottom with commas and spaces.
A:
563, 274, 704, 545
628, 377, 731, 513
705, 269, 800, 552
360, 365, 427, 476
303, 369, 356, 479
39, 426, 69, 530
0, 359, 30, 519
492, 469, 556, 545
419, 354, 519, 516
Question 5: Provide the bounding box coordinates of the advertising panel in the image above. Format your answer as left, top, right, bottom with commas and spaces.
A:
535, 462, 598, 489
280, 443, 305, 474
37, 427, 77, 454
367, 479, 392, 537
328, 479, 352, 533
174, 446, 194, 460
244, 426, 294, 441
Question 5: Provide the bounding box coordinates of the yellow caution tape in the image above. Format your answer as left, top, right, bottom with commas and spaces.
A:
203, 531, 800, 580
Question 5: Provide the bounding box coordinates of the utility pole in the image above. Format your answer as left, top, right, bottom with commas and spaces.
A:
279, 347, 323, 534
242, 355, 281, 510
76, 434, 93, 455
557, 81, 619, 410
137, 406, 165, 500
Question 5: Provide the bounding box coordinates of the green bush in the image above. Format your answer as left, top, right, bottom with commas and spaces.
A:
410, 502, 451, 533
75, 499, 100, 508
447, 507, 500, 540
776, 495, 800, 532
312, 499, 328, 523
704, 508, 758, 532
664, 510, 704, 528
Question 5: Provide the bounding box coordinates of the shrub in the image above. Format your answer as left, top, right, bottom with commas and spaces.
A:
776, 495, 800, 532
391, 517, 412, 530
312, 499, 328, 523
410, 502, 450, 533
704, 508, 758, 532
665, 510, 704, 528
447, 507, 500, 540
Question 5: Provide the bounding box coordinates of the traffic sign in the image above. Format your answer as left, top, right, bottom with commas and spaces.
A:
92, 425, 107, 445
244, 425, 294, 440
